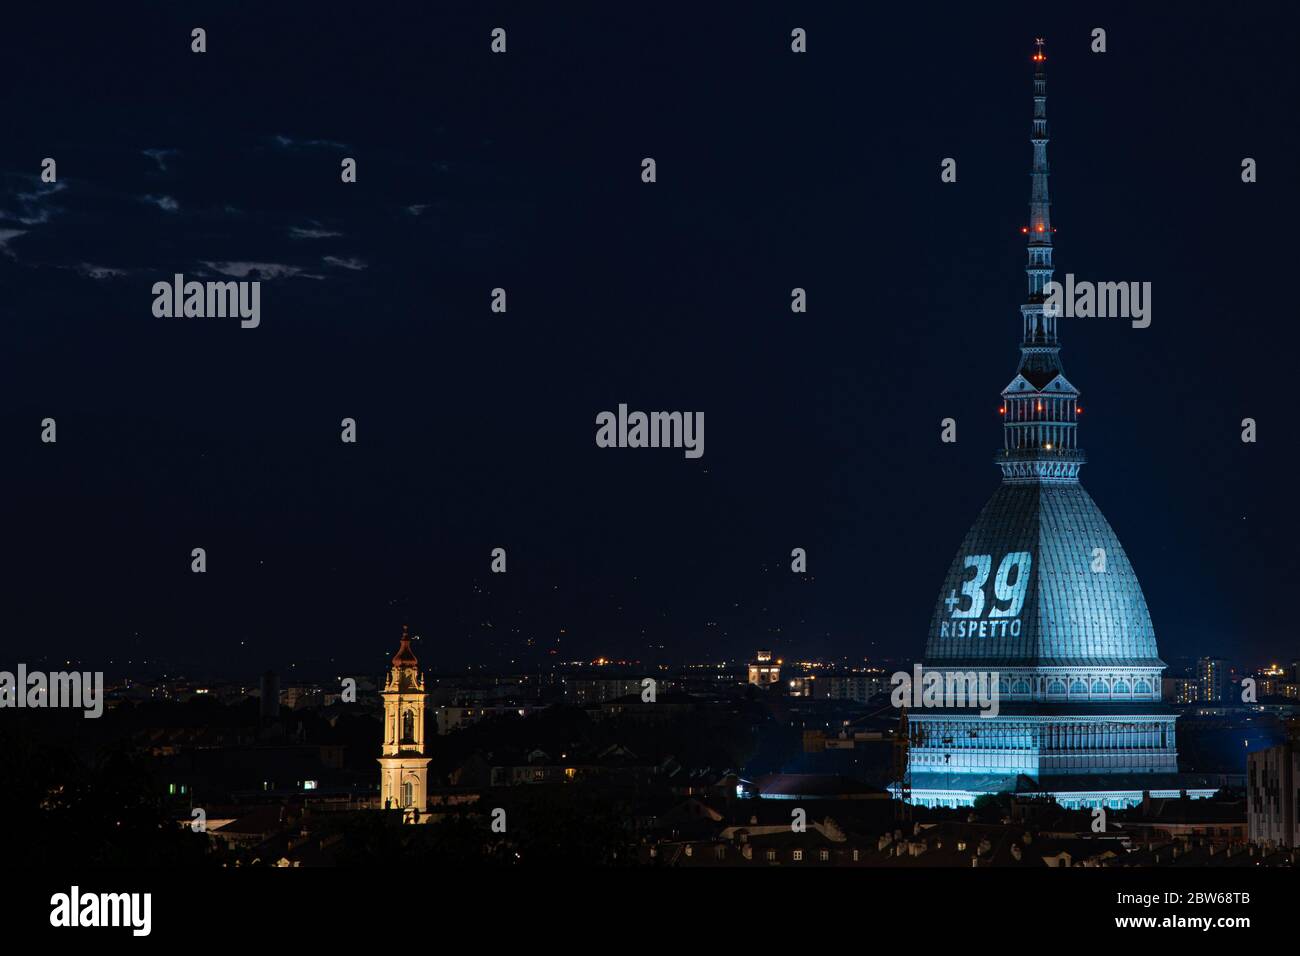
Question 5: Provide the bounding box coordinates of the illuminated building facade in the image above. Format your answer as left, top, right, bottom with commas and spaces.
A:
748, 650, 781, 686
1198, 657, 1229, 702
905, 41, 1215, 810
378, 626, 431, 820
813, 673, 888, 703
1163, 675, 1201, 704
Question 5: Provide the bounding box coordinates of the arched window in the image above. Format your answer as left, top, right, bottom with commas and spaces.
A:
1046, 679, 1065, 697
1134, 679, 1152, 696
1113, 680, 1131, 695
1091, 680, 1108, 696
1069, 680, 1087, 696
401, 709, 415, 743
401, 780, 414, 808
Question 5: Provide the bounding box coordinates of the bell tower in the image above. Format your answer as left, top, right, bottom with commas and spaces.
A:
377, 625, 431, 820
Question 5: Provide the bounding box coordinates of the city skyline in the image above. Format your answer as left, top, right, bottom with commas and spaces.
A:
7, 4, 1299, 935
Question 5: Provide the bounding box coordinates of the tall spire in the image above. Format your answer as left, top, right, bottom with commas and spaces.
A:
999, 38, 1085, 484
1025, 36, 1054, 339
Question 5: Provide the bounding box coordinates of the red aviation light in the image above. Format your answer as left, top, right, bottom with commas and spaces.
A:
1036, 224, 1045, 233
1076, 407, 1082, 414
1000, 406, 1006, 414
1020, 226, 1029, 234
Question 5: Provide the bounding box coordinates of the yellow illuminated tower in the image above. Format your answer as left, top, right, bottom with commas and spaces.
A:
377, 625, 430, 819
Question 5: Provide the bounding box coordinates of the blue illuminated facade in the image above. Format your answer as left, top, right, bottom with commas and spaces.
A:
905, 41, 1215, 810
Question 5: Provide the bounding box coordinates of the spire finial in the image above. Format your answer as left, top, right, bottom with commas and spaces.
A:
1033, 37, 1046, 62
392, 624, 418, 666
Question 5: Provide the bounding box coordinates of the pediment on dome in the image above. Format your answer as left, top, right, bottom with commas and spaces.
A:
1002, 370, 1077, 395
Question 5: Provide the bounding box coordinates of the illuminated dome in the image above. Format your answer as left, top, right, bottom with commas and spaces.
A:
925, 482, 1160, 669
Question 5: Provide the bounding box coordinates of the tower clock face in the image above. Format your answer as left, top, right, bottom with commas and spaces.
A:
938, 550, 1031, 639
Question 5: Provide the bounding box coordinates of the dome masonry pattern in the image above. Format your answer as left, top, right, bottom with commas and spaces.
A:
925, 483, 1160, 667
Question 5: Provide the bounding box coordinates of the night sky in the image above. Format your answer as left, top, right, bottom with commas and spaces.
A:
5, 3, 1298, 676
